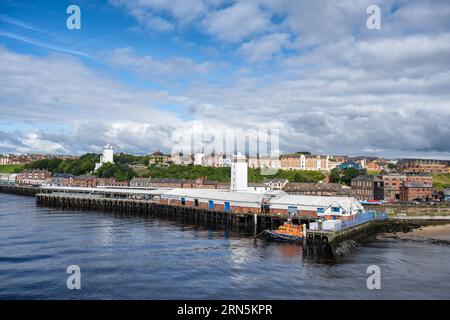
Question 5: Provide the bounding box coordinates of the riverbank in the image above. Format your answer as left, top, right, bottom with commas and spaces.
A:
378, 223, 450, 245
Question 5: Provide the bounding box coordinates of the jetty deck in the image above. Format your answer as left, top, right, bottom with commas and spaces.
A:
35, 192, 294, 231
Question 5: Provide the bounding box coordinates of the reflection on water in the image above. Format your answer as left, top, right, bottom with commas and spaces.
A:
0, 193, 449, 299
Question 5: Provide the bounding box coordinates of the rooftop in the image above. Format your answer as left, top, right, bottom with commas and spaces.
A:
283, 182, 343, 192
352, 175, 383, 182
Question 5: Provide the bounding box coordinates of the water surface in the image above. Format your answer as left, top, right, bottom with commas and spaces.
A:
0, 193, 449, 299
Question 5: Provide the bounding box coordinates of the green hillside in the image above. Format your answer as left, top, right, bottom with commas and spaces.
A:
0, 164, 24, 173
144, 165, 325, 183
433, 173, 450, 190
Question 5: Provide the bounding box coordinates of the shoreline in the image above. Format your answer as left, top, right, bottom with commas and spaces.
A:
377, 223, 450, 245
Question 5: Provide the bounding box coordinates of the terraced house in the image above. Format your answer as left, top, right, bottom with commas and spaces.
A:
280, 154, 345, 172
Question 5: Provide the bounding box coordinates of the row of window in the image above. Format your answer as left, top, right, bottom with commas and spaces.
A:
352, 189, 373, 195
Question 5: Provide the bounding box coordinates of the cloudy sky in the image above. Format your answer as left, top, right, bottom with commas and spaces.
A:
0, 0, 449, 158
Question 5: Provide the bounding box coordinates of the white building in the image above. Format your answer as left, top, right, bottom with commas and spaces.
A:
194, 153, 204, 166
0, 173, 16, 183
201, 153, 231, 167
0, 155, 9, 165
171, 153, 193, 165
159, 188, 363, 217
230, 153, 248, 192
95, 144, 114, 171
219, 156, 231, 167
248, 156, 281, 170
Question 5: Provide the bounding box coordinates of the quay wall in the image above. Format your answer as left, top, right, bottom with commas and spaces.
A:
371, 204, 450, 216
0, 184, 40, 197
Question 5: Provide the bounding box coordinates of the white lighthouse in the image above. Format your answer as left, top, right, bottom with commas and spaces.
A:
230, 153, 248, 192
95, 144, 114, 171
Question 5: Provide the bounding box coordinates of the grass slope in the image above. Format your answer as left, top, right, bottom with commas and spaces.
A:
433, 173, 450, 191
0, 164, 24, 173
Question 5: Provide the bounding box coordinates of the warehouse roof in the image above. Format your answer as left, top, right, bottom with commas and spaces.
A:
270, 194, 363, 212
41, 186, 363, 211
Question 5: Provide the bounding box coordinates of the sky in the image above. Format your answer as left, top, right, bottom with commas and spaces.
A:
0, 0, 449, 159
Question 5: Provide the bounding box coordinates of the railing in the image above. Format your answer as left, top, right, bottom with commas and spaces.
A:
311, 211, 388, 232
334, 211, 387, 231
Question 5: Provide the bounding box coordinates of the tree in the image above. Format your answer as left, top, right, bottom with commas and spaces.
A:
329, 168, 342, 183
95, 162, 135, 181
341, 168, 361, 186
329, 167, 360, 186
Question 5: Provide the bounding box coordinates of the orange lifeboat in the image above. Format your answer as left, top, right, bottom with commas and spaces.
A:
265, 222, 303, 243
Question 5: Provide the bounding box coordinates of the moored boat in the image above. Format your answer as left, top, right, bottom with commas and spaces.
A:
265, 222, 303, 243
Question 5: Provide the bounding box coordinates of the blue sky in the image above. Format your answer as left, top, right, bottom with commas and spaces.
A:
1, 0, 450, 158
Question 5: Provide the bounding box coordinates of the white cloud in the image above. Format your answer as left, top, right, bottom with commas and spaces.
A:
0, 46, 188, 154
109, 0, 210, 31
2, 1, 450, 158
104, 47, 215, 79
238, 33, 291, 62
202, 1, 273, 43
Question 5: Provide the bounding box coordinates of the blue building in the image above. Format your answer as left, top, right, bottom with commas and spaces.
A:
339, 160, 363, 170
445, 189, 450, 202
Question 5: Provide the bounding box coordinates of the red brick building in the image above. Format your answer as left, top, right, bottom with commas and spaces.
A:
400, 183, 433, 202
130, 177, 229, 189
51, 173, 75, 186
382, 174, 433, 202
283, 182, 351, 197
72, 175, 98, 188
16, 169, 51, 185
97, 178, 129, 187
351, 175, 384, 201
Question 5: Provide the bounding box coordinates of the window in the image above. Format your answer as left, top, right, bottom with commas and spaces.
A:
288, 206, 297, 216
331, 207, 340, 213
317, 208, 325, 214
194, 199, 199, 206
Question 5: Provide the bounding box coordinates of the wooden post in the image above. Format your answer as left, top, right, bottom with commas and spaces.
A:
302, 223, 307, 251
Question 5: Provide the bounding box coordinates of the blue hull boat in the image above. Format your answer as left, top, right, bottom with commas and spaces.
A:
265, 229, 303, 243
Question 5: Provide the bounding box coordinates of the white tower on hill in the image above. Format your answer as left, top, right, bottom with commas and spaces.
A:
230, 153, 248, 192
95, 144, 114, 171
194, 153, 204, 166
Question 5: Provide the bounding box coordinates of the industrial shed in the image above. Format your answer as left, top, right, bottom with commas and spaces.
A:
159, 188, 363, 218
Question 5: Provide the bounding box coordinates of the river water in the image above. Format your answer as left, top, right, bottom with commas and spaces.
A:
0, 193, 449, 299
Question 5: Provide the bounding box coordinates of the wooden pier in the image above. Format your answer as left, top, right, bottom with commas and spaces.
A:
0, 184, 40, 197
1, 185, 386, 259
35, 193, 299, 232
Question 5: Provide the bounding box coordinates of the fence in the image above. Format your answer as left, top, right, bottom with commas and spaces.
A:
333, 211, 387, 232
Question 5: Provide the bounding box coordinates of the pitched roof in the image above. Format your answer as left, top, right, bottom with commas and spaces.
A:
283, 182, 342, 192
269, 194, 363, 213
